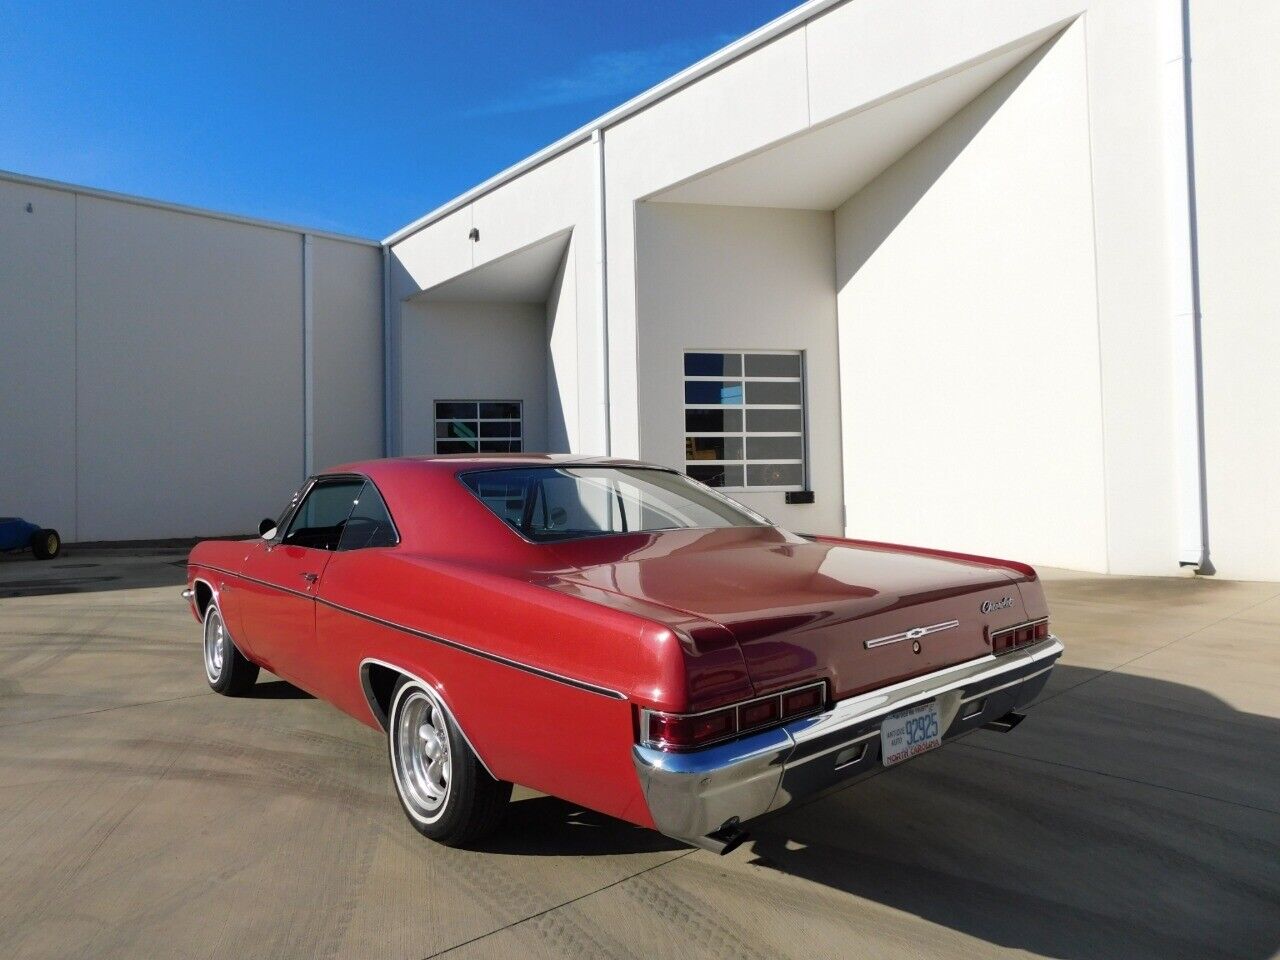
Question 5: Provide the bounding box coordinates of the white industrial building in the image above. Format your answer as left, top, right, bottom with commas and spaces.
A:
3, 0, 1278, 581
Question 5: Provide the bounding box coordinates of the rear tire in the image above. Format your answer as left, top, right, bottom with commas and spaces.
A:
387, 674, 511, 846
31, 529, 60, 560
203, 603, 259, 696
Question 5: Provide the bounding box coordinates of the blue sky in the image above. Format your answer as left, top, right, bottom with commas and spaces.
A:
0, 1, 798, 238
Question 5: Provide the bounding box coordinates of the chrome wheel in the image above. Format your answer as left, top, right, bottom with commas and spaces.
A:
203, 608, 227, 684
391, 685, 452, 823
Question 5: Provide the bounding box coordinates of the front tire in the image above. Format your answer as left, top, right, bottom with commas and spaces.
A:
31, 528, 60, 560
387, 675, 510, 845
203, 603, 259, 696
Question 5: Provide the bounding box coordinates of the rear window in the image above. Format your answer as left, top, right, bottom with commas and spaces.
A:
460, 466, 768, 543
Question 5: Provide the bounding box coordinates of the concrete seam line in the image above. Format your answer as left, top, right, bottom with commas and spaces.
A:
0, 691, 213, 729
954, 740, 1280, 818
419, 848, 698, 960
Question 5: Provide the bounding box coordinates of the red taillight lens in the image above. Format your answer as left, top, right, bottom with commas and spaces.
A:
739, 696, 780, 729
646, 707, 736, 749
782, 686, 823, 717
991, 619, 1049, 654
643, 682, 826, 750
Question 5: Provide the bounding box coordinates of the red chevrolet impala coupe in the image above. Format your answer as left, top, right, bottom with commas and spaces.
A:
185, 456, 1063, 852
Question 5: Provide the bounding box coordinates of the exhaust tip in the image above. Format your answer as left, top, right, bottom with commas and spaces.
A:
982, 711, 1027, 733
691, 818, 751, 856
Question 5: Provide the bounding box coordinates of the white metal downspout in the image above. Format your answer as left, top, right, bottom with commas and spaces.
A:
592, 128, 612, 456
302, 233, 315, 476
381, 244, 394, 457
1162, 0, 1212, 573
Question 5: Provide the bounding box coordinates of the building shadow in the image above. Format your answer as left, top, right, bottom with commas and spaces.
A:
738, 664, 1279, 960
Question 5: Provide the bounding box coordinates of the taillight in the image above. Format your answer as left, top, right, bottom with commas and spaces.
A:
641, 682, 826, 751
991, 618, 1050, 654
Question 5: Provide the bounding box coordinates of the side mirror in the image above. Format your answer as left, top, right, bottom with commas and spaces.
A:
259, 518, 278, 538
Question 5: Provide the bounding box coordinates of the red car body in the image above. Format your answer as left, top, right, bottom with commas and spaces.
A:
186, 455, 1063, 849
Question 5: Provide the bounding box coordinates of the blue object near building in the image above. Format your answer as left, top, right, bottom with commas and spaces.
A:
0, 517, 61, 559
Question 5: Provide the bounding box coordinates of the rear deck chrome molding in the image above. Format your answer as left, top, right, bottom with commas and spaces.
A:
864, 619, 960, 649
191, 562, 627, 701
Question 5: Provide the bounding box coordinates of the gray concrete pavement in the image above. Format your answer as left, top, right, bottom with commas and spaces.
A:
1, 549, 1277, 959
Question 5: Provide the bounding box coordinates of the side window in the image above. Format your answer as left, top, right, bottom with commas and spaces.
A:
282, 479, 363, 550
336, 482, 398, 551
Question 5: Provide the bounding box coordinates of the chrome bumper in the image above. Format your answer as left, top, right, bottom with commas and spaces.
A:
632, 636, 1064, 848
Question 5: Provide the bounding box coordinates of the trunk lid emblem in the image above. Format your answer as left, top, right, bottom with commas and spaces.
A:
864, 619, 959, 650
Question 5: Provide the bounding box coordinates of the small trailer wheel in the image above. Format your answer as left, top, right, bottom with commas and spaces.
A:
31, 528, 61, 560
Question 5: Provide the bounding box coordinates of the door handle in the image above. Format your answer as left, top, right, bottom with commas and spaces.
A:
301, 572, 319, 584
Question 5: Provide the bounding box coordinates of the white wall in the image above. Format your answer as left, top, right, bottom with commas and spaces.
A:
312, 238, 384, 470
389, 143, 604, 456
398, 300, 548, 457
1187, 0, 1280, 581
0, 180, 77, 537
0, 175, 380, 541
834, 24, 1108, 570
634, 203, 844, 534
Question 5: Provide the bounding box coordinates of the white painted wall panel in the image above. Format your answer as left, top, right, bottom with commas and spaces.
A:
311, 238, 384, 470
0, 180, 77, 537
398, 301, 548, 457
634, 203, 843, 534
805, 0, 1084, 125
835, 26, 1107, 570
74, 196, 305, 540
1189, 0, 1280, 580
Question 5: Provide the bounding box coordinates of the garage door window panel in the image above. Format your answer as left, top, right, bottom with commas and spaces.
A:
434, 400, 523, 454
683, 350, 806, 492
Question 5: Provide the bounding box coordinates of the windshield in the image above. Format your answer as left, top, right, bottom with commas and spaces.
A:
460, 466, 769, 542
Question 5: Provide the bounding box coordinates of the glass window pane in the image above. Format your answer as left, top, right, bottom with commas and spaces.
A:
745, 380, 802, 405
478, 439, 521, 453
479, 421, 521, 437
685, 436, 743, 462
337, 482, 398, 550
282, 478, 364, 550
437, 420, 478, 440
684, 352, 741, 377
744, 353, 801, 378
685, 408, 743, 433
436, 439, 478, 454
463, 466, 762, 539
479, 401, 521, 419
745, 436, 803, 461
435, 401, 477, 420
745, 409, 803, 433
685, 464, 744, 489
747, 463, 804, 487
685, 381, 744, 405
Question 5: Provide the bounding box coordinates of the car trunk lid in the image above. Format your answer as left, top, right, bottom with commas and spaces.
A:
551, 526, 1032, 702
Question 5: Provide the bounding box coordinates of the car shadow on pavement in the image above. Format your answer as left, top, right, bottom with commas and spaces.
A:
475, 795, 685, 857
247, 679, 315, 700
742, 664, 1279, 960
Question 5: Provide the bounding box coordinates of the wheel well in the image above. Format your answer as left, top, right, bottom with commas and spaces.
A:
194, 581, 214, 618
362, 662, 401, 730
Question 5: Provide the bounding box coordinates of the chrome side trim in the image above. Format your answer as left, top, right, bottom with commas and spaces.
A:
864, 619, 960, 649
193, 562, 627, 701
358, 657, 497, 779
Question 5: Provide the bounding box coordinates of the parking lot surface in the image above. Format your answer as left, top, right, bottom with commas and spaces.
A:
1, 547, 1277, 960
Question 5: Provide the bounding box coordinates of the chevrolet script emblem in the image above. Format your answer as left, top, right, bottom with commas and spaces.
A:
864, 620, 960, 650
980, 597, 1015, 614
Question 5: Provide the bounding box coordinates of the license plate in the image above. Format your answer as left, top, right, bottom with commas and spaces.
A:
880, 700, 942, 767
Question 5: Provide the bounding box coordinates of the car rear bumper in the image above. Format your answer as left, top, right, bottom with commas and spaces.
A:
631, 635, 1064, 849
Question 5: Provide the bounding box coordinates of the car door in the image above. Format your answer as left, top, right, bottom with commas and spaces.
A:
237, 476, 364, 686
298, 480, 401, 706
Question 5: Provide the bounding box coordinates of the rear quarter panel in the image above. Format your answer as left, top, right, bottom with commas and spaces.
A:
314, 550, 664, 827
